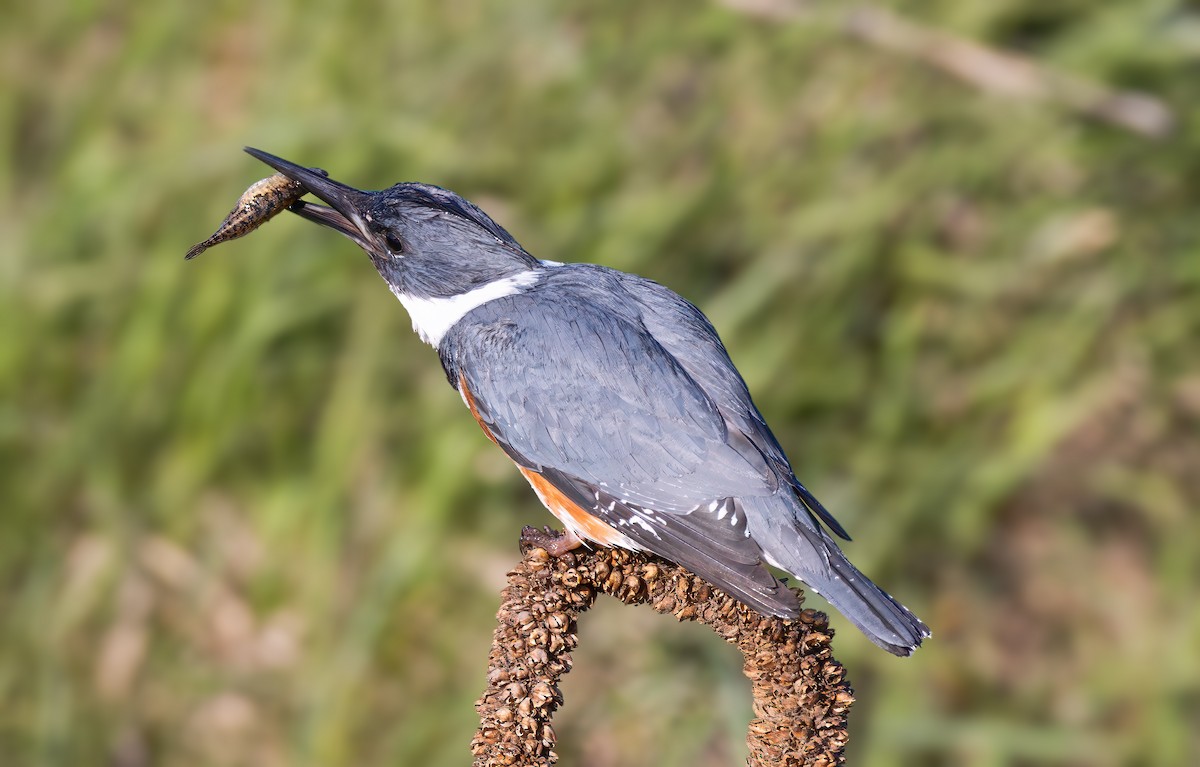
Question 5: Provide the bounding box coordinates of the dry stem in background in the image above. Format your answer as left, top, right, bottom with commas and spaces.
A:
722, 0, 1174, 138
471, 541, 853, 766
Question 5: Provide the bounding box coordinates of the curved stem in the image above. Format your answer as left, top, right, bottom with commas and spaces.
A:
471, 542, 853, 766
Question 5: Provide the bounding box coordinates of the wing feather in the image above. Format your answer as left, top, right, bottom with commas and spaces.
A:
540, 468, 796, 616
620, 274, 852, 540
442, 273, 800, 614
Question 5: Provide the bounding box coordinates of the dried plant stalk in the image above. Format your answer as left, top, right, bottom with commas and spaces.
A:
471, 542, 853, 766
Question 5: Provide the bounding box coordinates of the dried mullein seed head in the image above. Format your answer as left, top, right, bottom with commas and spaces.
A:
475, 542, 850, 767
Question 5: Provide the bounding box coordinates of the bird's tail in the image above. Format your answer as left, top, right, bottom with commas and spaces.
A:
805, 541, 929, 656
751, 501, 930, 656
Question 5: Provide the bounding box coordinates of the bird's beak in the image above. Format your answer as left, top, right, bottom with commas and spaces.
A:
244, 147, 375, 248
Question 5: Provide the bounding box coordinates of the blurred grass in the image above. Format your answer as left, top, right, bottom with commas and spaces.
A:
3, 1, 1200, 765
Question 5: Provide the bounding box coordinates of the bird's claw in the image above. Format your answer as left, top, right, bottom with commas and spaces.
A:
520, 525, 578, 557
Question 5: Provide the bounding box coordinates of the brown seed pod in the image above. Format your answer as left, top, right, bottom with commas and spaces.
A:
620, 574, 644, 600
487, 668, 511, 686
748, 720, 773, 736
185, 169, 326, 260
473, 540, 852, 767
592, 560, 611, 581
530, 681, 556, 708
564, 586, 592, 606
675, 604, 698, 621
652, 594, 677, 613
675, 577, 691, 599
504, 682, 527, 701
603, 569, 624, 593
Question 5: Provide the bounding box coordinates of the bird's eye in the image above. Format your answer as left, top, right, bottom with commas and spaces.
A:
382, 230, 405, 255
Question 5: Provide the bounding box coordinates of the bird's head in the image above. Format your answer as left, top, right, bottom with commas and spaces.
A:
246, 147, 540, 302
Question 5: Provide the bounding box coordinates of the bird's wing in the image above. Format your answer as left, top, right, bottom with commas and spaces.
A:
619, 274, 851, 540
447, 285, 797, 614
454, 288, 770, 507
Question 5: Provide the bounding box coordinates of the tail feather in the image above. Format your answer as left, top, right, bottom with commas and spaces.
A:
805, 545, 930, 656
750, 500, 930, 656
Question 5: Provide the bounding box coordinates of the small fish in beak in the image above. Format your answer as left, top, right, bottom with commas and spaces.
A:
185, 168, 328, 260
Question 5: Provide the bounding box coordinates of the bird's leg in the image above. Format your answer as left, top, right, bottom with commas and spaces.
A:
519, 525, 583, 557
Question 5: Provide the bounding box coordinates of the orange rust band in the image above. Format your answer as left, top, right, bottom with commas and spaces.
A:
459, 375, 625, 548
517, 467, 625, 548
459, 374, 499, 446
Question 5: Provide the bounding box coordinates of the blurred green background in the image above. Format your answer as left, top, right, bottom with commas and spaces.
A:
3, 1, 1199, 765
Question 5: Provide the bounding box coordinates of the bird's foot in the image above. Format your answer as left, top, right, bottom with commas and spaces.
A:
520, 525, 582, 557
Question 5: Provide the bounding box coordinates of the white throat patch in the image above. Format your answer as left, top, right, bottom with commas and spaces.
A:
390, 271, 539, 347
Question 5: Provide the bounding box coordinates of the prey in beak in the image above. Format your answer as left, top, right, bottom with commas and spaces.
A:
185, 164, 328, 260
243, 147, 379, 251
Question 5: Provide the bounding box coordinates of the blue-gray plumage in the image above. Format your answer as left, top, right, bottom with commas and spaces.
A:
242, 147, 930, 656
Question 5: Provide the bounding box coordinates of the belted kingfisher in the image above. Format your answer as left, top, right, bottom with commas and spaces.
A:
243, 148, 929, 656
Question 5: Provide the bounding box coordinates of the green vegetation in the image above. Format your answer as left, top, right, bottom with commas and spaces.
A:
3, 2, 1198, 765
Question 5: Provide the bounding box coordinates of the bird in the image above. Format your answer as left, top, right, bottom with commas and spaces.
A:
241, 147, 930, 656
